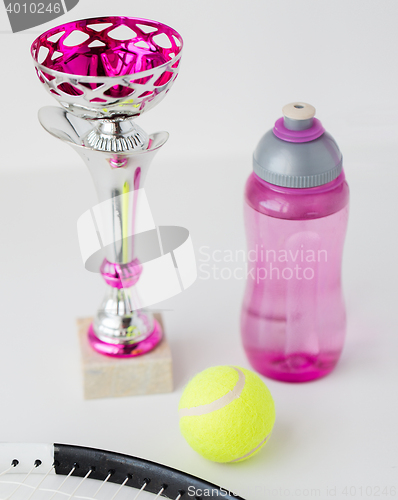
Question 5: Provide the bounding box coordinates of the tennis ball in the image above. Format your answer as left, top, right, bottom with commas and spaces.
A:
178, 366, 275, 463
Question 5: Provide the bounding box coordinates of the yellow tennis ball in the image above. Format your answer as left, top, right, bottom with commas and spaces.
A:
178, 366, 275, 463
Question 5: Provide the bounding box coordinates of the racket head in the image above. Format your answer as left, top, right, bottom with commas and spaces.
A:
0, 443, 244, 500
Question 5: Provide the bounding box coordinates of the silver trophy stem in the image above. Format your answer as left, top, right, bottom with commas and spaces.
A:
71, 131, 167, 265
39, 106, 167, 352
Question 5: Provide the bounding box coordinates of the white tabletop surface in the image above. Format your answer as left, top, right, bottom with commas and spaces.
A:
0, 1, 398, 499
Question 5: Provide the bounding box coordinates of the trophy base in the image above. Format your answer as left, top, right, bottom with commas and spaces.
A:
87, 319, 163, 358
77, 314, 173, 399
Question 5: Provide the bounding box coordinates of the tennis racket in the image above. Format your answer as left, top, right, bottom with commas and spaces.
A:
0, 444, 244, 500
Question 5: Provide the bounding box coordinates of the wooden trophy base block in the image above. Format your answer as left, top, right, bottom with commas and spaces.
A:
77, 314, 173, 400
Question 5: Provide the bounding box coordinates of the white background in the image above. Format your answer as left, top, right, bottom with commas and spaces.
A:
0, 1, 398, 499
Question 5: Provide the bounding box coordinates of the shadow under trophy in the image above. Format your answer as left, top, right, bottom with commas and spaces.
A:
31, 17, 195, 397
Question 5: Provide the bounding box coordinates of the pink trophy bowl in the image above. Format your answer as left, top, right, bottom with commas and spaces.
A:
31, 16, 183, 120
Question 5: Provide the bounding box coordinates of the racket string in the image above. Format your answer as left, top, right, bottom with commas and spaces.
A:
131, 482, 147, 500
48, 465, 76, 500
26, 466, 55, 500
108, 477, 128, 500
0, 464, 18, 478
152, 486, 164, 500
66, 469, 92, 500
5, 462, 40, 500
91, 472, 111, 499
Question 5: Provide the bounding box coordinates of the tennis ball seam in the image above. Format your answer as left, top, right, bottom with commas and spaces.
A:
178, 367, 244, 418
229, 432, 271, 463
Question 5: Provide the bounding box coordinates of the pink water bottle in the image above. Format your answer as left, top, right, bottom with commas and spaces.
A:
241, 103, 349, 382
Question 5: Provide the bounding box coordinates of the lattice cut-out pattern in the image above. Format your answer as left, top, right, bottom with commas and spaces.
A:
31, 16, 183, 119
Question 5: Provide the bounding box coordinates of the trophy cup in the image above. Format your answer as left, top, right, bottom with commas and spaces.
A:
31, 17, 184, 359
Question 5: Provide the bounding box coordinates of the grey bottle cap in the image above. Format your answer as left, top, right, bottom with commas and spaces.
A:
253, 103, 343, 188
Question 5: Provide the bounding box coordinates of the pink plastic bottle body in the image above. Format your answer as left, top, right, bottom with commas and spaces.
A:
241, 172, 349, 382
